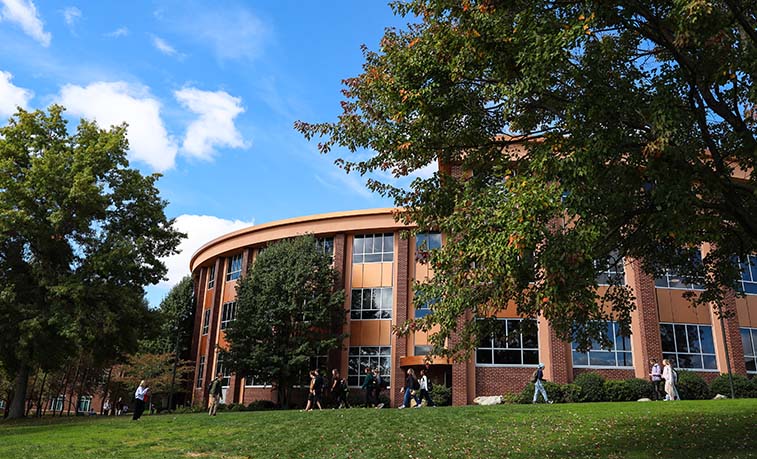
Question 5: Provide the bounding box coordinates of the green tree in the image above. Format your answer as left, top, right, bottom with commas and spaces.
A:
0, 106, 183, 418
140, 276, 195, 357
296, 1, 757, 357
223, 235, 345, 408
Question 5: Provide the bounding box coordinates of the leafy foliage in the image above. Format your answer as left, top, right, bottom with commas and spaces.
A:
573, 372, 607, 402
515, 381, 582, 403
675, 370, 711, 400
0, 106, 183, 417
430, 384, 452, 406
222, 235, 345, 408
139, 276, 195, 358
111, 353, 193, 406
710, 374, 757, 398
604, 378, 653, 401
296, 0, 757, 357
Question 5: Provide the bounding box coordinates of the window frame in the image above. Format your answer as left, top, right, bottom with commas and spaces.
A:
77, 395, 93, 413
215, 354, 231, 388
654, 250, 705, 290
571, 321, 634, 369
352, 233, 394, 264
476, 318, 540, 367
225, 253, 243, 282
659, 322, 718, 371
196, 355, 206, 388
737, 255, 757, 295
202, 309, 211, 335
207, 264, 216, 289
595, 251, 626, 286
347, 346, 391, 388
740, 327, 757, 374
220, 301, 237, 330
350, 287, 393, 320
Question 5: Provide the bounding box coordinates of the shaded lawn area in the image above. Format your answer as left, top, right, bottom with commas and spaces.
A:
1, 400, 755, 458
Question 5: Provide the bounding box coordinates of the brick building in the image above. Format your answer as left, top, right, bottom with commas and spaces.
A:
189, 208, 757, 408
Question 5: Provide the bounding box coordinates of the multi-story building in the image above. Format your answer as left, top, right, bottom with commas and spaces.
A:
189, 208, 756, 407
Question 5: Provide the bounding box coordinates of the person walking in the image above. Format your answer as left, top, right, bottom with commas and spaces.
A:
373, 368, 385, 409
361, 367, 375, 407
331, 369, 349, 409
399, 368, 421, 409
649, 358, 663, 400
132, 380, 149, 421
532, 363, 553, 404
418, 369, 435, 407
662, 359, 678, 401
305, 370, 317, 411
208, 372, 224, 416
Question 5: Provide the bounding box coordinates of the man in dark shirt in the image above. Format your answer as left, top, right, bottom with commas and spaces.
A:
360, 367, 375, 407
312, 369, 324, 410
208, 372, 224, 416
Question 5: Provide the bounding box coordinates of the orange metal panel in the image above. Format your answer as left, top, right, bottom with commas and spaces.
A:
350, 321, 363, 345
379, 320, 392, 345
380, 262, 394, 286
359, 320, 381, 345
351, 264, 363, 288
414, 330, 429, 346
362, 263, 382, 287
656, 290, 674, 323
671, 291, 709, 324
735, 297, 750, 327
415, 263, 430, 282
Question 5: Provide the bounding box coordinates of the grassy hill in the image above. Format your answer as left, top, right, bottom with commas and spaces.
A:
1, 399, 755, 458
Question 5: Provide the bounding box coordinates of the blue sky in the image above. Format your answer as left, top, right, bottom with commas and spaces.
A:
0, 0, 431, 306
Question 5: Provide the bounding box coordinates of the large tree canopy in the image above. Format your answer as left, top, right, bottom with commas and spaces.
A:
296, 1, 757, 357
223, 235, 345, 408
0, 106, 183, 418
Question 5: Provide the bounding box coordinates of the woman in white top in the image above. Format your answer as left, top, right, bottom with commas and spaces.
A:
133, 380, 149, 420
418, 369, 436, 407
661, 359, 677, 401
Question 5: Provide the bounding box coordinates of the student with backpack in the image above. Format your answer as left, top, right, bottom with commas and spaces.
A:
531, 363, 553, 404
361, 367, 376, 407
399, 368, 422, 409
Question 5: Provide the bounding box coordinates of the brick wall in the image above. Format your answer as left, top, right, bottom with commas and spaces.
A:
476, 367, 533, 395
392, 237, 410, 407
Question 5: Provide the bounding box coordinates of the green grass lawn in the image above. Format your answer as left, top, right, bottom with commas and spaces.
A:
1, 400, 755, 459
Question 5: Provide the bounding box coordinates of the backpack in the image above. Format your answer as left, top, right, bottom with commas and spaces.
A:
412, 377, 420, 391
531, 370, 539, 383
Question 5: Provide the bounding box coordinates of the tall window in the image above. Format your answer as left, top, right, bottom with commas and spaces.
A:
740, 327, 757, 373
416, 232, 442, 251
316, 237, 335, 263
207, 264, 216, 289
660, 323, 717, 370
226, 254, 243, 281
220, 301, 237, 330
49, 396, 64, 412
572, 322, 633, 368
77, 396, 92, 412
477, 319, 539, 366
202, 309, 211, 335
196, 356, 205, 388
414, 296, 437, 319
737, 255, 757, 294
348, 346, 391, 387
353, 233, 393, 263
654, 250, 704, 290
595, 251, 626, 285
350, 287, 392, 319
215, 354, 231, 387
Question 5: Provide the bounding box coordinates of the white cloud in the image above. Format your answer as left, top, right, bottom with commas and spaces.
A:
174, 87, 245, 159
0, 70, 33, 118
159, 214, 255, 288
62, 5, 80, 28
105, 26, 128, 38
58, 81, 178, 171
0, 0, 51, 46
151, 35, 180, 56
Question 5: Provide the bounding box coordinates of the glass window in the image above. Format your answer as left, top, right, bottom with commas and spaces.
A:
737, 255, 757, 295
414, 345, 432, 356
220, 301, 237, 330
350, 287, 392, 320
196, 356, 205, 388
595, 250, 626, 286
202, 309, 211, 335
348, 346, 391, 387
77, 396, 92, 412
416, 232, 442, 252
244, 373, 270, 387
207, 264, 216, 289
226, 254, 243, 281
572, 322, 633, 368
215, 354, 231, 387
659, 323, 718, 370
316, 237, 335, 263
741, 328, 757, 373
654, 250, 705, 290
414, 294, 437, 319
477, 319, 539, 366
352, 233, 394, 263
49, 396, 65, 412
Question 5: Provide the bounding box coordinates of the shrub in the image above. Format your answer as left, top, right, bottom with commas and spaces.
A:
710, 374, 757, 398
676, 371, 710, 400
515, 382, 581, 403
430, 385, 452, 406
229, 403, 247, 412
501, 393, 522, 404
604, 379, 652, 402
573, 372, 606, 402
560, 383, 582, 403
247, 400, 278, 411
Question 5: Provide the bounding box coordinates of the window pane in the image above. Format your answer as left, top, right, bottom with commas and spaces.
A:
494, 350, 521, 365
350, 310, 361, 320
572, 351, 588, 366
416, 233, 427, 250
351, 290, 361, 310
523, 350, 539, 364
674, 324, 688, 353
506, 321, 522, 348
702, 355, 717, 370
588, 351, 615, 366
745, 358, 756, 372
382, 288, 393, 310
429, 233, 442, 250
477, 349, 492, 364
353, 237, 364, 255
660, 324, 675, 352
687, 325, 701, 353
364, 253, 381, 263
522, 320, 538, 348
699, 326, 715, 354
370, 289, 379, 309
741, 329, 753, 356
617, 352, 633, 367
677, 353, 700, 369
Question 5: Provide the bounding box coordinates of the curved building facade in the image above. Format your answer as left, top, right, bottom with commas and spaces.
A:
190, 208, 757, 407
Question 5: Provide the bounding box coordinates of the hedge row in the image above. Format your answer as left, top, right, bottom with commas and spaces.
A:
504, 372, 757, 404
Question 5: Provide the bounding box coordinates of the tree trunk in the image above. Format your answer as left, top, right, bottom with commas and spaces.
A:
25, 370, 39, 417
66, 363, 81, 416
101, 367, 112, 415
36, 372, 47, 417
7, 365, 30, 419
